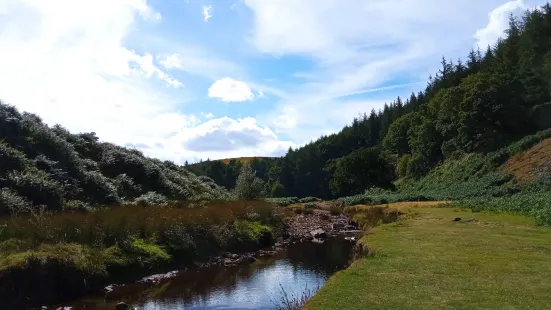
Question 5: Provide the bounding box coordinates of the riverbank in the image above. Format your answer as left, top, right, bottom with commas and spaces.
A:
0, 200, 359, 309
0, 201, 285, 309
305, 203, 551, 309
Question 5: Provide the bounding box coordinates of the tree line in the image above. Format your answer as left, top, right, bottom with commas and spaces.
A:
190, 5, 551, 199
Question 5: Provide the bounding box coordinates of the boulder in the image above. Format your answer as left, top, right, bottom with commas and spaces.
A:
310, 229, 327, 239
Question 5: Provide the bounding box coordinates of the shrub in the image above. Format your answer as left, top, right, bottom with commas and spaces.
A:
298, 197, 321, 203
329, 202, 343, 215
0, 188, 31, 215
304, 202, 319, 209
266, 197, 299, 206
6, 171, 64, 212
0, 141, 30, 172
79, 171, 120, 206
133, 191, 168, 206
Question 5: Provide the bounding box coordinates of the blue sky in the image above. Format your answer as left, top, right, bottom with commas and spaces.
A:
0, 0, 547, 163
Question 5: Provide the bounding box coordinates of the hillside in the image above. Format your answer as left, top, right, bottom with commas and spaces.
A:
0, 102, 230, 215
502, 138, 551, 184
192, 6, 551, 202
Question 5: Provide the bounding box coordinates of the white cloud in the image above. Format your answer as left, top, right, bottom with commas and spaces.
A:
155, 48, 241, 81
474, 0, 526, 49
201, 112, 215, 119
144, 116, 294, 162
203, 4, 212, 22
159, 53, 184, 70
243, 0, 542, 139
0, 0, 206, 162
208, 78, 254, 102
258, 90, 265, 98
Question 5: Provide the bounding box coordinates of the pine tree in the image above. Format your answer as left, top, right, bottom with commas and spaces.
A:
234, 164, 265, 200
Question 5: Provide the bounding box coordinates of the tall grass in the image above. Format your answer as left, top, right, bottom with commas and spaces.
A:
0, 201, 284, 308
270, 283, 320, 310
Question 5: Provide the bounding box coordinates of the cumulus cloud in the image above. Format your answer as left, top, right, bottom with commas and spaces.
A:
201, 112, 215, 119
208, 78, 254, 102
474, 0, 526, 48
243, 0, 540, 140
183, 117, 276, 151
159, 53, 184, 70
203, 4, 212, 21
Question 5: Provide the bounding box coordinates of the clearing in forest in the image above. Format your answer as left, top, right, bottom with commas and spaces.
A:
305, 203, 551, 309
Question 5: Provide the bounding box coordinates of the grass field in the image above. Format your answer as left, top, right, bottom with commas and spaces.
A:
305, 204, 551, 309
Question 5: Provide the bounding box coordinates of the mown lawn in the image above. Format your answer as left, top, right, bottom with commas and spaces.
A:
305, 205, 551, 309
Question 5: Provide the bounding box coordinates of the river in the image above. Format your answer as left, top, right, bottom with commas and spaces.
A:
53, 237, 354, 309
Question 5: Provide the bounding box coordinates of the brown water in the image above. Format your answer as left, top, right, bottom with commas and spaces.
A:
56, 238, 354, 309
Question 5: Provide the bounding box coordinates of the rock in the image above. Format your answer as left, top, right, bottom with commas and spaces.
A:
310, 229, 327, 239
223, 258, 235, 266
344, 236, 356, 243
138, 271, 179, 284
331, 223, 346, 230
311, 238, 325, 244
246, 256, 257, 263
228, 253, 239, 259
453, 217, 462, 222
115, 302, 130, 310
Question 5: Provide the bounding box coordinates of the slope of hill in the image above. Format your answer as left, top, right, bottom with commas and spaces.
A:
189, 5, 551, 201
502, 138, 551, 184
0, 102, 230, 215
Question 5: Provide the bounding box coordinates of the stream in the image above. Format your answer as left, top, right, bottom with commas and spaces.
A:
54, 237, 355, 309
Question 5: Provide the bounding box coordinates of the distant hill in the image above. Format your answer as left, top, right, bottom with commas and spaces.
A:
219, 157, 278, 164
188, 6, 551, 200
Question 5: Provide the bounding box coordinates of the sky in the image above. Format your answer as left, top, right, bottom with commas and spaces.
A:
0, 0, 547, 164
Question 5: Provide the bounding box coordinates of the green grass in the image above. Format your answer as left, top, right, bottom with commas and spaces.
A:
306, 206, 551, 309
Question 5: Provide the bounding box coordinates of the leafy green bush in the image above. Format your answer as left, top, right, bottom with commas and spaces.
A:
6, 171, 64, 212
304, 202, 319, 209
265, 197, 299, 206
0, 141, 30, 172
133, 191, 168, 206
0, 188, 31, 215
298, 197, 321, 203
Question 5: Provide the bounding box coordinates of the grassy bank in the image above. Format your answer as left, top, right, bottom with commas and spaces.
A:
305, 204, 551, 309
0, 201, 284, 308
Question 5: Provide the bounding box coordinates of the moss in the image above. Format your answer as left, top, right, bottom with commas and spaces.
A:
130, 238, 171, 262
234, 220, 272, 241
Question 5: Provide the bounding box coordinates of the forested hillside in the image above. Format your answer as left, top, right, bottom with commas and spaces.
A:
192, 5, 551, 199
0, 103, 230, 214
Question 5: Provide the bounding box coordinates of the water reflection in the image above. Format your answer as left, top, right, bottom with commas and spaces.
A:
62, 238, 353, 310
